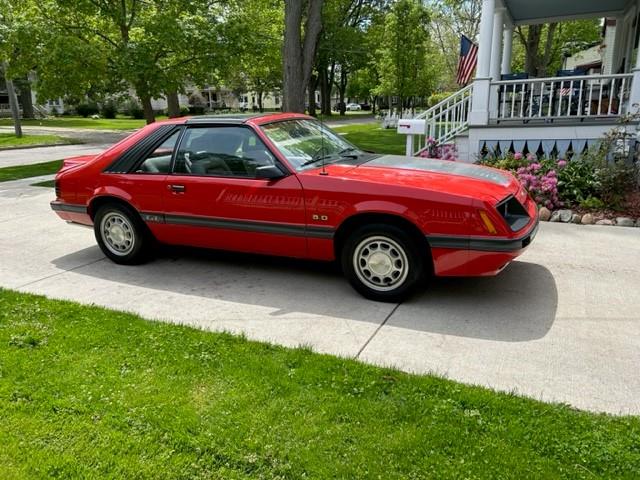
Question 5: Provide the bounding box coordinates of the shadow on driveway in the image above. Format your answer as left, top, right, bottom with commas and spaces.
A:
52, 246, 557, 342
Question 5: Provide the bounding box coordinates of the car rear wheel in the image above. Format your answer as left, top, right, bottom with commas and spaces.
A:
341, 224, 425, 302
94, 204, 150, 265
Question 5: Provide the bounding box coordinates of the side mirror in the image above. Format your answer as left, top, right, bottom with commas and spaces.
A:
255, 164, 286, 180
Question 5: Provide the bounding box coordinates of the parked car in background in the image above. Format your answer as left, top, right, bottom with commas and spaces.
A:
51, 113, 537, 302
346, 103, 362, 111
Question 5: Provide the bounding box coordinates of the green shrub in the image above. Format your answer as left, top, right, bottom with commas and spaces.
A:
124, 100, 144, 119
428, 92, 455, 108
555, 157, 599, 205
593, 160, 638, 207
188, 105, 206, 115
479, 152, 528, 171
481, 147, 638, 209
76, 103, 99, 118
100, 102, 118, 119
580, 197, 605, 210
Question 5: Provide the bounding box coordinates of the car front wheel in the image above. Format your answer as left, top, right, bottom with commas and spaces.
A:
94, 203, 150, 265
341, 224, 425, 302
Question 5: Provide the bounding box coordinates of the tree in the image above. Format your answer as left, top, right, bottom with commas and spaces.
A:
430, 0, 482, 88
514, 20, 601, 77
226, 0, 283, 112
39, 0, 228, 123
0, 0, 40, 130
374, 0, 436, 112
283, 0, 325, 112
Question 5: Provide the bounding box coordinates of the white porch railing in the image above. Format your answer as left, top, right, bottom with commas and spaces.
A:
492, 73, 633, 122
414, 85, 473, 153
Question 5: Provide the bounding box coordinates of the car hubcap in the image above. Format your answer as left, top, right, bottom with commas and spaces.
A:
101, 212, 135, 256
353, 236, 409, 292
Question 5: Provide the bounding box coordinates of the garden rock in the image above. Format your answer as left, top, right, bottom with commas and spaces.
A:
571, 214, 582, 224
615, 217, 635, 227
549, 211, 561, 222
596, 219, 614, 226
557, 210, 573, 223
538, 207, 551, 221
581, 213, 594, 225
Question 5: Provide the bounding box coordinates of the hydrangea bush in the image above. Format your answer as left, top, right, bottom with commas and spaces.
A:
481, 149, 638, 210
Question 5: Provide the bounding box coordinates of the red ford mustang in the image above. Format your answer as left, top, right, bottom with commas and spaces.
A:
51, 113, 537, 302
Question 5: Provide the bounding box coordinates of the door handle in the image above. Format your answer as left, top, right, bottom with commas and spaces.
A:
169, 184, 186, 193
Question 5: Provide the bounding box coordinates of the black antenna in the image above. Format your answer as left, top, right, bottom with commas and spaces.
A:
319, 109, 328, 176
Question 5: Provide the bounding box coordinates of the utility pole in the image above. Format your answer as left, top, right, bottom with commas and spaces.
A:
2, 61, 22, 138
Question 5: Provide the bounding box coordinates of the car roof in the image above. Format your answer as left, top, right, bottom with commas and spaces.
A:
184, 112, 313, 126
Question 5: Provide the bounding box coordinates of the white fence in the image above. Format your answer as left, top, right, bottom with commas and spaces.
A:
492, 73, 633, 122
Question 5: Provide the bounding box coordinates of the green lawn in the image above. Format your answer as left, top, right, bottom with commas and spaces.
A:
30, 179, 55, 188
0, 133, 72, 149
333, 122, 405, 155
0, 116, 154, 131
0, 160, 62, 182
1, 289, 638, 479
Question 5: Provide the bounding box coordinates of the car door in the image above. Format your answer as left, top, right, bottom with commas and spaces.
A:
157, 124, 308, 258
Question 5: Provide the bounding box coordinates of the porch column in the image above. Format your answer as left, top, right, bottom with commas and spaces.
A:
501, 23, 513, 75
628, 38, 640, 114
490, 9, 504, 81
470, 0, 495, 126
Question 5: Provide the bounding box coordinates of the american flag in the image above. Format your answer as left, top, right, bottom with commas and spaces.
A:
456, 35, 478, 86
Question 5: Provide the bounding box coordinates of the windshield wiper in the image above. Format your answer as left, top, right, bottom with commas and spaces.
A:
339, 147, 360, 158
299, 154, 335, 168
299, 148, 361, 169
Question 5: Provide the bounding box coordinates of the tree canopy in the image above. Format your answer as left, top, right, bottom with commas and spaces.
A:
0, 0, 615, 123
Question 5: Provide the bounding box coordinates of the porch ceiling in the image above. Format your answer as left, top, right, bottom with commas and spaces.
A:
503, 0, 630, 25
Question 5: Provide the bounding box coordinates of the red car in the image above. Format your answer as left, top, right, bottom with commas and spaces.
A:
51, 113, 537, 302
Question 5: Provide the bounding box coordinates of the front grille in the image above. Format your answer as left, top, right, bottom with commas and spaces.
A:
496, 195, 530, 232
54, 180, 61, 199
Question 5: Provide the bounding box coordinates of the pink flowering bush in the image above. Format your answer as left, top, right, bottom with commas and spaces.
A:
516, 162, 562, 210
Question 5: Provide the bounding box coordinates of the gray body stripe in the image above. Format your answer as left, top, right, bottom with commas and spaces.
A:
427, 221, 538, 253
51, 202, 88, 214
143, 212, 334, 239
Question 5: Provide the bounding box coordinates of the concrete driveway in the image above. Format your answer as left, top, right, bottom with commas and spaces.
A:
1, 179, 639, 415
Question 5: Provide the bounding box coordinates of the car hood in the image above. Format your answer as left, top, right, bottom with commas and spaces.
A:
328, 154, 518, 202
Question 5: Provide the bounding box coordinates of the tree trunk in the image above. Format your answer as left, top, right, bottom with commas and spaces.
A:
319, 66, 331, 115
337, 67, 348, 116
2, 62, 22, 137
166, 90, 181, 118
540, 23, 558, 77
257, 91, 264, 112
18, 78, 35, 119
140, 94, 156, 124
308, 74, 318, 116
283, 0, 324, 112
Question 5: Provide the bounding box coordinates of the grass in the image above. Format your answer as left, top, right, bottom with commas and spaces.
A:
1, 289, 638, 479
0, 116, 154, 131
0, 133, 72, 149
333, 122, 405, 155
0, 160, 62, 182
30, 179, 55, 188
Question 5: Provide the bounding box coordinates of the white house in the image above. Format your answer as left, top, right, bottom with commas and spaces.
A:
402, 0, 640, 162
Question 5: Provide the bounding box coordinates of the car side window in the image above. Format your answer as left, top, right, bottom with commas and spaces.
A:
136, 129, 181, 174
173, 126, 276, 178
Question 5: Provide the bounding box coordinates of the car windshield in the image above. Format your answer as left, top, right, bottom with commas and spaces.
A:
260, 119, 362, 171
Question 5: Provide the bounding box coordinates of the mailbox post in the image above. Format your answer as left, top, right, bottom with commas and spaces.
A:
396, 119, 426, 157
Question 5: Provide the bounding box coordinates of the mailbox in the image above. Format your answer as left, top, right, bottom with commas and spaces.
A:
396, 119, 426, 135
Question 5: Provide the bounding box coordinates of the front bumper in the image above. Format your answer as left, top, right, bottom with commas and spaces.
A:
428, 218, 539, 277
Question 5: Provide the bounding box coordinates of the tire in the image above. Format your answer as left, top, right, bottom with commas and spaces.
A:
93, 203, 151, 265
341, 224, 426, 302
